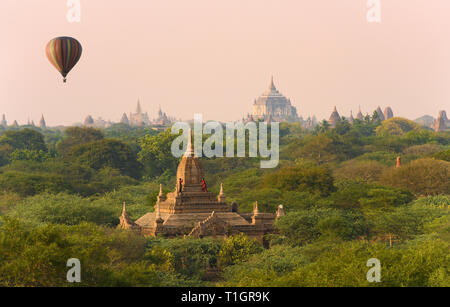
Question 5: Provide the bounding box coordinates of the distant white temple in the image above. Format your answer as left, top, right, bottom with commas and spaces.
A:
246, 77, 299, 122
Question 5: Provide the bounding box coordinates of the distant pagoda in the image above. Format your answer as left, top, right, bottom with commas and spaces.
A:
120, 113, 129, 125
247, 77, 299, 122
375, 106, 385, 121
348, 110, 354, 124
356, 106, 364, 120
384, 107, 394, 120
0, 114, 6, 127
434, 110, 449, 132
84, 115, 94, 126
39, 114, 46, 129
153, 106, 172, 126
129, 100, 151, 126
328, 106, 341, 128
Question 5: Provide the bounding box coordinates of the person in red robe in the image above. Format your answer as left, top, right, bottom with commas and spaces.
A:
201, 178, 208, 192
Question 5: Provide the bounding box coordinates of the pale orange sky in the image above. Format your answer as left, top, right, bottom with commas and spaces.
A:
0, 0, 449, 126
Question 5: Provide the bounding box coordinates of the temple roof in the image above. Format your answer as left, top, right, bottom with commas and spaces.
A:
376, 106, 385, 121
384, 107, 394, 119
136, 100, 142, 114
260, 76, 284, 98
356, 106, 364, 120
328, 106, 341, 126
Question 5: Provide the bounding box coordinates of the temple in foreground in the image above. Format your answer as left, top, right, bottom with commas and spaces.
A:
119, 131, 282, 243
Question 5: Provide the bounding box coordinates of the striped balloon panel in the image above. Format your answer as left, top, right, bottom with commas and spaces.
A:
46, 37, 82, 78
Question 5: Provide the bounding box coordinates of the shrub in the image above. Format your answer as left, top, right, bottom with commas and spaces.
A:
376, 118, 421, 136
380, 158, 450, 196
334, 160, 387, 183
8, 193, 118, 226
263, 165, 335, 196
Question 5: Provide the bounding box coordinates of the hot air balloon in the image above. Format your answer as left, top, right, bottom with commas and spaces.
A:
45, 37, 82, 83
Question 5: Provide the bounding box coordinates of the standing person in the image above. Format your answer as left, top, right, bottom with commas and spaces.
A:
178, 178, 183, 193
201, 178, 208, 192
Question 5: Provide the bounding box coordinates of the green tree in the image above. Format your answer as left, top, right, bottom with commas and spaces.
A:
148, 237, 221, 280
218, 234, 263, 267
376, 117, 421, 136
333, 160, 387, 183
298, 134, 337, 165
431, 149, 450, 162
56, 127, 104, 156
138, 129, 180, 178
380, 158, 450, 196
263, 165, 335, 196
275, 209, 369, 246
0, 129, 47, 153
0, 171, 69, 197
7, 193, 119, 226
10, 149, 51, 163
221, 245, 308, 287
69, 139, 142, 179
0, 218, 188, 287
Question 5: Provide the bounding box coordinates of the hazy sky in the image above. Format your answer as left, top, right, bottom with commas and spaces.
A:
1, 0, 449, 126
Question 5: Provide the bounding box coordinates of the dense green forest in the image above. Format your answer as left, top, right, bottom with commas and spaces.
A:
0, 116, 449, 287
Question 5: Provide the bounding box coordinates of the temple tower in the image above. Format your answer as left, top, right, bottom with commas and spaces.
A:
434, 110, 449, 132
356, 106, 364, 120
120, 113, 129, 125
0, 114, 6, 127
328, 106, 341, 128
39, 115, 46, 129
176, 129, 205, 189
384, 107, 394, 119
376, 106, 385, 121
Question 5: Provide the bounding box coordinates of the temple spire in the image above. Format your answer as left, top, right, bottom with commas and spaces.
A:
269, 76, 276, 91
122, 201, 127, 217
39, 114, 46, 129
157, 183, 166, 202
253, 201, 259, 215
1, 114, 6, 127
136, 100, 142, 114
218, 183, 226, 202
119, 201, 138, 229
184, 128, 194, 157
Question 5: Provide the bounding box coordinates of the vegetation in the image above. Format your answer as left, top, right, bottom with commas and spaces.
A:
0, 116, 448, 287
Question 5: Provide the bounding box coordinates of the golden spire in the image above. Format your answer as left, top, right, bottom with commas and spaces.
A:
253, 201, 259, 215
122, 201, 127, 217
218, 183, 226, 202
184, 128, 194, 157
157, 183, 166, 202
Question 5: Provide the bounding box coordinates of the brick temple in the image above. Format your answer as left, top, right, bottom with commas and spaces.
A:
119, 130, 283, 242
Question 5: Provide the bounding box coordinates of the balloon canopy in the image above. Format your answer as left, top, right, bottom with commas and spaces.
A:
45, 37, 82, 83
